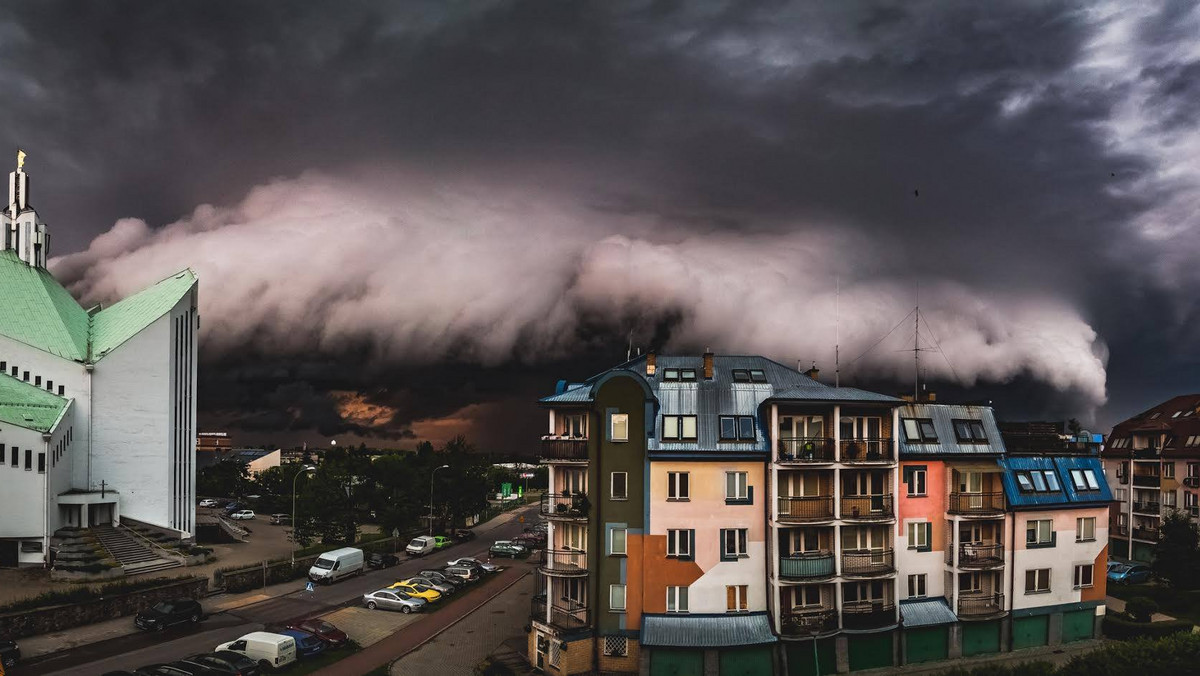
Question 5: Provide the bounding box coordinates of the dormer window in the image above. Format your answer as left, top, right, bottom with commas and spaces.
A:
731, 369, 751, 383
663, 415, 698, 441
952, 420, 988, 443
719, 416, 756, 441
902, 418, 938, 443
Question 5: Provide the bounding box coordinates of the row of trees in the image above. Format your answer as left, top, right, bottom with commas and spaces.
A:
1151, 510, 1200, 590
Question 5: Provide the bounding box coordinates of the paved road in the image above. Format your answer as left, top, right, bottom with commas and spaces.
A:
19, 505, 540, 676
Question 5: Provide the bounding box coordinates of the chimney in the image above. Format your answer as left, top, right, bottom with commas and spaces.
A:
926, 391, 937, 402
646, 352, 657, 376
900, 393, 915, 402
703, 349, 714, 379
804, 361, 820, 382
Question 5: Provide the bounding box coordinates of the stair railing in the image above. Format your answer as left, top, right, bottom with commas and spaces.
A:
116, 524, 189, 566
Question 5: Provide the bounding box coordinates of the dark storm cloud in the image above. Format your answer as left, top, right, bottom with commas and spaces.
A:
1, 1, 1197, 445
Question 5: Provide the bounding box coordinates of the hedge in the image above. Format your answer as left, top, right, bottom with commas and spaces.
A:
1102, 614, 1194, 640
0, 576, 193, 613
934, 632, 1200, 676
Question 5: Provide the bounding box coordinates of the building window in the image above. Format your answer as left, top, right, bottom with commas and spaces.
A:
667, 586, 689, 613
663, 368, 679, 381
721, 528, 748, 560
901, 418, 938, 443
680, 369, 697, 382
562, 413, 587, 438
45, 379, 52, 392
662, 415, 698, 441
726, 585, 749, 612
610, 413, 629, 442
610, 472, 628, 500
609, 584, 627, 612
907, 522, 931, 551
1164, 462, 1176, 479
1069, 469, 1100, 491
1025, 569, 1051, 594
57, 385, 64, 396
24, 449, 32, 471
1076, 517, 1096, 542
37, 452, 45, 473
1074, 564, 1094, 589
1164, 491, 1177, 507
667, 529, 693, 558
731, 369, 751, 383
905, 467, 927, 496
1115, 488, 1126, 501
667, 472, 689, 500
908, 574, 927, 599
725, 471, 749, 502
10, 447, 16, 467
738, 416, 755, 440
718, 415, 757, 441
22, 371, 28, 382
1026, 520, 1054, 547
1016, 470, 1061, 493
603, 635, 629, 657
952, 419, 988, 443
959, 572, 983, 593
20, 540, 42, 553
749, 369, 767, 383
34, 375, 40, 387
1190, 463, 1200, 478
610, 527, 627, 556
1186, 492, 1197, 509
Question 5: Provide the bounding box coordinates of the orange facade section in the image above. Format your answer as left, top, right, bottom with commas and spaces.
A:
640, 532, 705, 615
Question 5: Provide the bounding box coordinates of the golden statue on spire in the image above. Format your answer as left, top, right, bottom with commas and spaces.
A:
17, 149, 25, 170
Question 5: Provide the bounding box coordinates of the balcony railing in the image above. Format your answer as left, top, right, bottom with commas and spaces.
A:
1112, 524, 1129, 536
841, 494, 894, 520
777, 496, 835, 522
778, 437, 836, 464
531, 595, 589, 630
781, 609, 838, 636
841, 602, 896, 629
779, 552, 836, 580
540, 436, 589, 460
958, 543, 1004, 568
541, 492, 590, 518
839, 438, 893, 463
1184, 477, 1200, 488
958, 593, 1005, 618
1133, 474, 1161, 487
841, 549, 895, 576
1132, 527, 1160, 541
1132, 502, 1161, 514
540, 549, 589, 577
948, 492, 1006, 516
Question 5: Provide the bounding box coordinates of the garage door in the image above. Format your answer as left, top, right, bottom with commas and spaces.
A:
719, 646, 773, 676
1063, 609, 1095, 643
1110, 539, 1129, 560
787, 639, 837, 676
1012, 615, 1049, 651
905, 626, 948, 664
962, 620, 1001, 656
651, 648, 704, 676
848, 633, 894, 671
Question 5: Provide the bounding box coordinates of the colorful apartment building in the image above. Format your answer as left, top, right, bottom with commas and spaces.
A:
1100, 394, 1200, 562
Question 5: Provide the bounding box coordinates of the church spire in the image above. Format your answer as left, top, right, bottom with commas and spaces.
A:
6, 149, 48, 267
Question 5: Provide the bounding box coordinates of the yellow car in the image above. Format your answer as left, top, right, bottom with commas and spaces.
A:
388, 581, 442, 603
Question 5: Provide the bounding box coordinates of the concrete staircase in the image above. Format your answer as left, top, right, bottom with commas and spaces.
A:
93, 525, 183, 576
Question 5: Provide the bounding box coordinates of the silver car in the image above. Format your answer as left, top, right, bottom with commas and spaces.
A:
363, 589, 426, 614
408, 575, 455, 595
446, 556, 500, 573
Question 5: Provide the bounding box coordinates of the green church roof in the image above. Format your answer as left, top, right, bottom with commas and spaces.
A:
0, 371, 69, 432
91, 269, 197, 359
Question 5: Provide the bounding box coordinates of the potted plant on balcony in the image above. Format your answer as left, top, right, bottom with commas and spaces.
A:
801, 440, 816, 460
570, 493, 590, 516
844, 441, 861, 459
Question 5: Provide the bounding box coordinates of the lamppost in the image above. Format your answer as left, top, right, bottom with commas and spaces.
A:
430, 465, 450, 536
291, 465, 316, 565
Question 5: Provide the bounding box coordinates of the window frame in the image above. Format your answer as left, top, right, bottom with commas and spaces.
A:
1024, 568, 1051, 594
731, 369, 751, 383
662, 415, 698, 441
906, 521, 931, 551
1076, 517, 1096, 542
724, 471, 750, 504
662, 368, 680, 382
667, 529, 693, 559
720, 528, 749, 560
609, 584, 627, 612
902, 418, 938, 443
1164, 462, 1176, 479
749, 369, 767, 383
725, 584, 749, 613
667, 472, 690, 500
610, 472, 628, 501
952, 419, 988, 443
666, 585, 689, 613
908, 573, 927, 599
906, 468, 927, 497
610, 527, 627, 556
610, 413, 629, 442
737, 416, 756, 441
1026, 519, 1055, 547
1073, 564, 1094, 589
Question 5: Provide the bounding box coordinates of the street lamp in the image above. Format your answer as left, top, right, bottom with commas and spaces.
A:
430, 464, 450, 536
291, 465, 317, 565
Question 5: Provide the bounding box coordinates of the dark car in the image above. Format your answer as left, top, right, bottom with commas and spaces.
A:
133, 664, 211, 676
100, 672, 140, 676
419, 569, 466, 589
368, 552, 400, 569
269, 514, 292, 525
189, 651, 262, 676
1, 640, 19, 668
453, 528, 476, 542
279, 629, 326, 658
285, 618, 348, 649
135, 598, 204, 631
223, 502, 242, 513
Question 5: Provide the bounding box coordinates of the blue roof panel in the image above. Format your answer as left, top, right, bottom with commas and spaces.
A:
641, 612, 777, 648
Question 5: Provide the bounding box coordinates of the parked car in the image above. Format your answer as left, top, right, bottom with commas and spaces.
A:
406, 535, 437, 557
512, 532, 544, 548
419, 569, 466, 589
442, 565, 481, 583
278, 629, 326, 659
447, 556, 499, 573
453, 528, 476, 542
1, 640, 20, 668
132, 664, 209, 676
405, 575, 455, 595
269, 514, 291, 525
187, 651, 262, 676
135, 598, 204, 631
432, 535, 453, 549
368, 552, 400, 569
215, 632, 297, 671
223, 502, 242, 513
363, 588, 426, 613
388, 581, 443, 603
307, 547, 365, 584
229, 510, 256, 520
284, 618, 348, 649
489, 540, 526, 558
198, 499, 219, 508
1108, 563, 1153, 585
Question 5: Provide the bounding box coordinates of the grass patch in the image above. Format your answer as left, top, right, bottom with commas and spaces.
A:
285, 644, 362, 675
1107, 583, 1200, 625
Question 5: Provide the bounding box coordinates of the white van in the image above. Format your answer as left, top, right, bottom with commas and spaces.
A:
216, 631, 297, 670
406, 536, 436, 557
307, 547, 365, 584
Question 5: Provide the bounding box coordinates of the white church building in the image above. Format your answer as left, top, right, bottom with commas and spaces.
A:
0, 153, 198, 567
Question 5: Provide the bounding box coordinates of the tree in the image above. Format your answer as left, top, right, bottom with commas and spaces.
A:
1067, 418, 1083, 435
197, 461, 251, 498
1151, 510, 1200, 589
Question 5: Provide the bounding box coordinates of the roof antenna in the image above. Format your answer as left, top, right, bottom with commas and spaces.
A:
626, 328, 634, 361
835, 275, 841, 388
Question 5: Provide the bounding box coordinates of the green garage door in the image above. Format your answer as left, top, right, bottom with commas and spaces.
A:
962, 620, 1001, 656
1063, 609, 1095, 643
848, 633, 894, 671
719, 646, 773, 676
1110, 539, 1129, 559
651, 648, 704, 676
787, 639, 837, 676
905, 626, 948, 664
1012, 615, 1049, 651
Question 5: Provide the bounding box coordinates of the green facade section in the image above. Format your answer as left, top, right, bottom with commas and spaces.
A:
719, 646, 773, 676
848, 633, 894, 671
1062, 609, 1095, 643
1131, 541, 1155, 562
962, 620, 1001, 656
904, 626, 948, 664
1012, 615, 1049, 650
650, 648, 704, 676
786, 639, 837, 676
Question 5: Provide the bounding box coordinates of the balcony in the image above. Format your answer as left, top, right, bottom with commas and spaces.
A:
540, 436, 589, 461
958, 593, 1005, 618
1132, 527, 1160, 542
778, 437, 836, 464
1132, 502, 1161, 515
841, 549, 895, 577
541, 492, 590, 519
777, 496, 835, 523
781, 609, 838, 636
1112, 525, 1128, 536
841, 602, 896, 629
948, 492, 1005, 516
841, 494, 894, 520
540, 549, 589, 577
779, 552, 836, 580
839, 438, 893, 464
958, 543, 1004, 569
1132, 474, 1161, 487
531, 595, 589, 630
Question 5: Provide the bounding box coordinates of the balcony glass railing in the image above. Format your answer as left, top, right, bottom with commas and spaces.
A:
948, 492, 1005, 515
839, 438, 893, 463
541, 492, 590, 518
1132, 527, 1160, 541
781, 609, 837, 636
841, 494, 894, 519
777, 437, 836, 463
1132, 474, 1161, 487
957, 593, 1005, 618
841, 602, 896, 629
541, 549, 588, 576
540, 437, 589, 460
779, 552, 835, 580
1132, 502, 1161, 514
777, 496, 835, 522
841, 549, 895, 576
958, 543, 1004, 568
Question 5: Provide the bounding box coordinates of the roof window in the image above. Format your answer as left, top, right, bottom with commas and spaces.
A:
680, 369, 697, 382
1172, 411, 1183, 418
902, 418, 938, 443
731, 369, 751, 383
1015, 470, 1062, 494
663, 369, 679, 381
952, 419, 988, 443
1149, 412, 1162, 420
749, 369, 767, 383
719, 416, 757, 441
1070, 469, 1100, 491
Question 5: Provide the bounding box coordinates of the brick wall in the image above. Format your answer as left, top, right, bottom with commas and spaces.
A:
0, 576, 207, 639
598, 637, 640, 673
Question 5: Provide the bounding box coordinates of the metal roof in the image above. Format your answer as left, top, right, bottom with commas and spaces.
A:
998, 455, 1111, 508
90, 269, 197, 359
898, 403, 1007, 456
900, 598, 958, 627
226, 448, 277, 462
0, 371, 69, 432
641, 612, 777, 648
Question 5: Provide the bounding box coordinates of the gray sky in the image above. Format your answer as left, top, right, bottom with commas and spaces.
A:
3, 1, 1197, 451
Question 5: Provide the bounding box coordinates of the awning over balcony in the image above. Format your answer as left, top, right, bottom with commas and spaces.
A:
641, 612, 777, 648
900, 598, 958, 627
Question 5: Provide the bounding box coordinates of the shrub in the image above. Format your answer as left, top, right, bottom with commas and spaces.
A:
1103, 614, 1193, 640
1064, 632, 1200, 675
1125, 596, 1158, 622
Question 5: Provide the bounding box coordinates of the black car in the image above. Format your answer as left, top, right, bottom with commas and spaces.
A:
133, 665, 208, 676
1, 640, 19, 668
368, 552, 399, 568
189, 651, 261, 676
453, 528, 476, 542
135, 598, 204, 631
419, 569, 466, 588
223, 502, 242, 513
